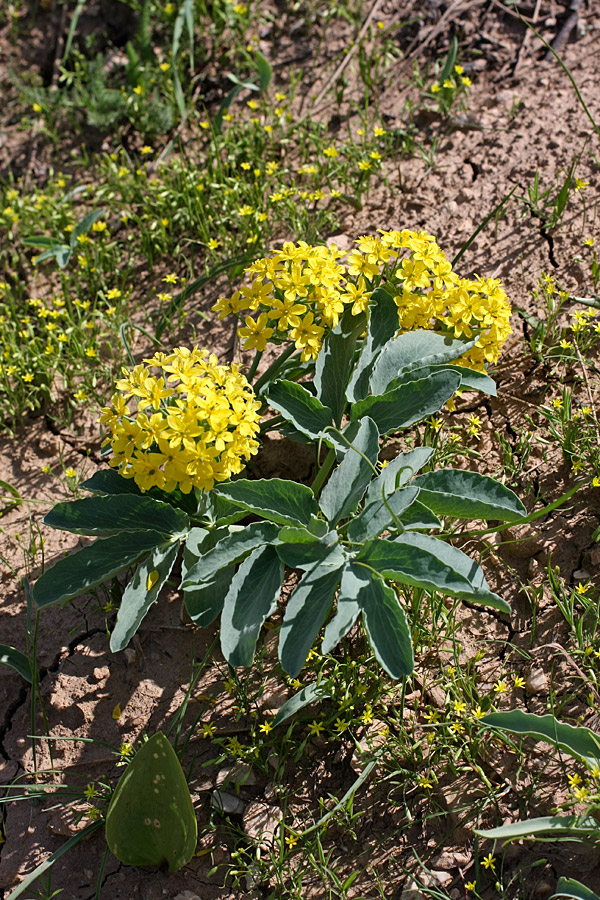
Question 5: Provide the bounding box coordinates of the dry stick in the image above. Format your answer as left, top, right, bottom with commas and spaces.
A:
573, 339, 600, 447
513, 0, 543, 76
532, 641, 600, 705
397, 0, 485, 74
301, 0, 385, 119
545, 0, 584, 60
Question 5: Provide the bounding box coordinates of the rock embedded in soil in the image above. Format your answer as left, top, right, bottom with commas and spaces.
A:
242, 801, 283, 849
211, 790, 245, 816
526, 666, 548, 694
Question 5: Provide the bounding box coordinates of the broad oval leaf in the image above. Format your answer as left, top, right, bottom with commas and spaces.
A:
369, 330, 478, 395
356, 538, 473, 595
110, 542, 179, 652
350, 371, 461, 434
34, 531, 168, 608
214, 478, 319, 527
0, 644, 35, 683
266, 380, 333, 439
43, 495, 190, 538
273, 682, 331, 727
355, 567, 414, 679
279, 551, 345, 677
79, 469, 143, 496
220, 545, 284, 667
365, 447, 433, 506
276, 536, 343, 570
347, 486, 420, 542
346, 287, 398, 403
412, 469, 527, 521
105, 732, 197, 872
181, 522, 279, 587
553, 878, 600, 900
319, 417, 380, 526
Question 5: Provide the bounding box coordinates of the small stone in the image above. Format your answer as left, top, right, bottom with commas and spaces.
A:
211, 790, 245, 816
533, 880, 554, 899
574, 568, 591, 580
431, 850, 470, 870
92, 666, 109, 681
400, 878, 428, 900
173, 893, 202, 900
267, 752, 279, 770
431, 870, 453, 888
243, 801, 282, 849
123, 648, 136, 666
526, 666, 547, 694
83, 869, 93, 880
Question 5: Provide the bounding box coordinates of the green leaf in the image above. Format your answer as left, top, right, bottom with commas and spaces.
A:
105, 732, 197, 872
347, 486, 420, 542
393, 363, 497, 397
80, 469, 143, 496
350, 371, 461, 433
553, 878, 600, 900
356, 538, 473, 595
413, 469, 527, 521
398, 500, 442, 531
220, 546, 284, 667
482, 710, 600, 768
43, 495, 190, 538
254, 50, 272, 91
71, 209, 105, 245
273, 682, 331, 727
347, 288, 398, 402
183, 569, 235, 626
369, 330, 478, 395
277, 535, 344, 571
34, 531, 167, 608
321, 594, 360, 655
0, 644, 35, 683
315, 307, 366, 426
214, 478, 319, 527
266, 380, 333, 439
278, 525, 321, 543
181, 522, 279, 587
279, 551, 345, 677
110, 543, 179, 652
319, 417, 379, 526
392, 532, 510, 612
355, 567, 414, 678
365, 447, 433, 506
475, 816, 600, 842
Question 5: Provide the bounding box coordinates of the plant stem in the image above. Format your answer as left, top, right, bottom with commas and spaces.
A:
311, 446, 336, 497
252, 343, 298, 392
246, 350, 263, 383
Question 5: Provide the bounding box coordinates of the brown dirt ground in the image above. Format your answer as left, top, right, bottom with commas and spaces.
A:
1, 1, 600, 898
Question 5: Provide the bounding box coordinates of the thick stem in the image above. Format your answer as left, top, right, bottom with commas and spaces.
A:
311, 446, 336, 497
245, 350, 263, 383
252, 343, 298, 392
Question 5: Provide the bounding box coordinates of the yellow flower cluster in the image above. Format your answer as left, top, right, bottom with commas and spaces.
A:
213, 230, 512, 370
100, 347, 261, 493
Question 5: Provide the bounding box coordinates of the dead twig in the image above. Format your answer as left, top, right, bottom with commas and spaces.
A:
545, 0, 584, 60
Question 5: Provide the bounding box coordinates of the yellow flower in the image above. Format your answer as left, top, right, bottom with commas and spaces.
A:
133, 85, 143, 96
323, 146, 339, 158
163, 273, 178, 284
65, 467, 77, 478
285, 834, 298, 848
431, 83, 441, 93
481, 854, 495, 871
259, 720, 273, 734
309, 720, 324, 735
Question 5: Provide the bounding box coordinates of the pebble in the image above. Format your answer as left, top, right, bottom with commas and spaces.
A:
211, 790, 245, 816
216, 762, 257, 788
431, 870, 453, 888
400, 878, 429, 900
243, 801, 282, 849
526, 666, 548, 694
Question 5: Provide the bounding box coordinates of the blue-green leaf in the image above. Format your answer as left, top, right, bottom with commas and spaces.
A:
276, 535, 342, 570
350, 371, 461, 433
356, 538, 473, 595
214, 478, 319, 527
110, 543, 179, 652
347, 486, 420, 542
80, 469, 143, 496
319, 417, 379, 526
355, 567, 414, 678
398, 500, 442, 531
369, 330, 478, 395
34, 531, 168, 608
389, 363, 496, 397
413, 469, 527, 521
181, 522, 279, 587
482, 710, 600, 768
347, 288, 398, 402
475, 816, 600, 842
0, 644, 35, 683
279, 551, 345, 677
315, 307, 366, 425
266, 380, 333, 439
43, 495, 189, 538
220, 546, 284, 667
273, 682, 331, 727
183, 569, 235, 626
105, 732, 197, 872
393, 533, 510, 612
553, 878, 600, 900
365, 447, 433, 506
